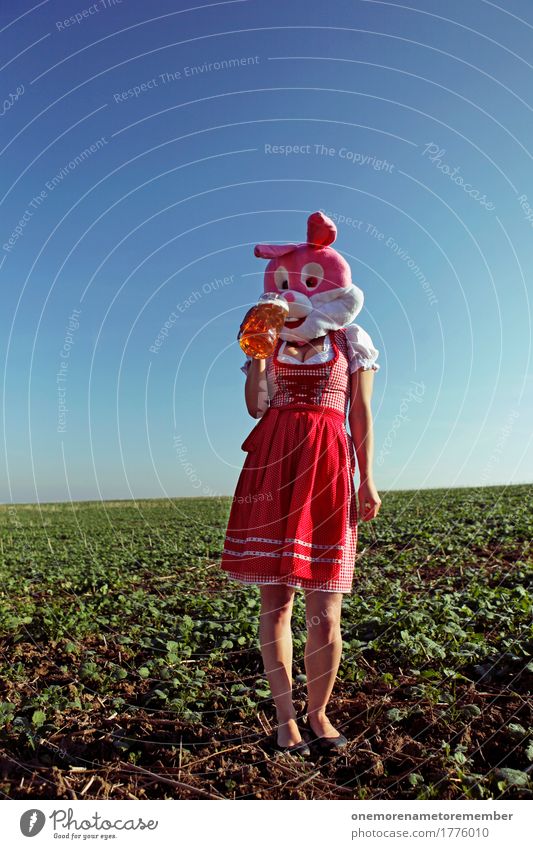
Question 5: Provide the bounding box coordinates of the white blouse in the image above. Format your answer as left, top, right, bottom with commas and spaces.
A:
241, 323, 380, 375
240, 324, 380, 418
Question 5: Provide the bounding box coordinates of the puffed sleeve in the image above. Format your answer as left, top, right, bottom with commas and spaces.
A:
240, 356, 252, 375
241, 356, 269, 418
344, 323, 381, 373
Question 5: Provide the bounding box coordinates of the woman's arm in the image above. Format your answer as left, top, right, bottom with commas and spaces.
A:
348, 368, 382, 521
244, 357, 267, 418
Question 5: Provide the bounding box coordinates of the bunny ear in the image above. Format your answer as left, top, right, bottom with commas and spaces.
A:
254, 243, 299, 259
307, 211, 337, 247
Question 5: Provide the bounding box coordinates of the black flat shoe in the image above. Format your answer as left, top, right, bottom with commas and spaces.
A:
299, 716, 348, 752
273, 731, 311, 758
314, 732, 348, 752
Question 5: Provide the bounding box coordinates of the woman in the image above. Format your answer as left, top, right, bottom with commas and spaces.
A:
220, 212, 382, 756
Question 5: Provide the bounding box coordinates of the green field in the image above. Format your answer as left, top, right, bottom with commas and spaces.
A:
0, 484, 532, 800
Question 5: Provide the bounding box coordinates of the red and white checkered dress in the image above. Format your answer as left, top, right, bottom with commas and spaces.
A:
220, 328, 361, 593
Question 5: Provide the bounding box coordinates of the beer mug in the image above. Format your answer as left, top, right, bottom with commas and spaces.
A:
238, 293, 289, 359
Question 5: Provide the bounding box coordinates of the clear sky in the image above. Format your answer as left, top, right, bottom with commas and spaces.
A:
1, 0, 532, 504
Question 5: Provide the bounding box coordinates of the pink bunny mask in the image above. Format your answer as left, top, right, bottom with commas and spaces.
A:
254, 211, 365, 344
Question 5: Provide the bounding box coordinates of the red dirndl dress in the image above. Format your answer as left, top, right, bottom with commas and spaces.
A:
219, 328, 358, 593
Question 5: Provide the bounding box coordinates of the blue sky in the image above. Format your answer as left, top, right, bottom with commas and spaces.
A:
1, 0, 532, 504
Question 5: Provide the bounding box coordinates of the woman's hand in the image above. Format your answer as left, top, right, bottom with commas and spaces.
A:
358, 478, 382, 521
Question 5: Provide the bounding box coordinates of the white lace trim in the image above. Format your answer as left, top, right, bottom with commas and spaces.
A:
225, 534, 343, 550
222, 548, 344, 564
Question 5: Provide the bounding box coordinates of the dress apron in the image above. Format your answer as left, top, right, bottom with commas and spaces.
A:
220, 329, 358, 591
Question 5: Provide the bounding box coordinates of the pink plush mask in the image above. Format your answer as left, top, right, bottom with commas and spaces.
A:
254, 211, 364, 343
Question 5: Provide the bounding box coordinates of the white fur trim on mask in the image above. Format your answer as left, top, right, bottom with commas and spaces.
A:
279, 283, 365, 341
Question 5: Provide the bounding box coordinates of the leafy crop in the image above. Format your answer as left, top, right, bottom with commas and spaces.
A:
0, 485, 531, 800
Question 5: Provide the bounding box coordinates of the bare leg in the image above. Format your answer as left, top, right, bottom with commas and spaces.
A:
304, 590, 344, 739
258, 584, 302, 746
